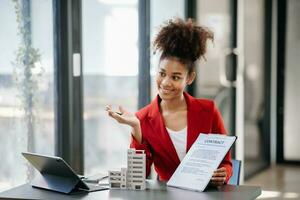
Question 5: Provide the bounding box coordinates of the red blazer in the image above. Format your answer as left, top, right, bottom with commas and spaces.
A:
130, 92, 232, 182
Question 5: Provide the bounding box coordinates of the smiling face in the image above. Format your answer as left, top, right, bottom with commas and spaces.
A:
156, 57, 196, 101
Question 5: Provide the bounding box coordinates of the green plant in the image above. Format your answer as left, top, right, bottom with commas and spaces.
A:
12, 0, 45, 181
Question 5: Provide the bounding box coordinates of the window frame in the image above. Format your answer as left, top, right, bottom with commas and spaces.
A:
53, 0, 84, 174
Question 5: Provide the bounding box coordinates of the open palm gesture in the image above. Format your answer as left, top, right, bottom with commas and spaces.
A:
105, 105, 140, 128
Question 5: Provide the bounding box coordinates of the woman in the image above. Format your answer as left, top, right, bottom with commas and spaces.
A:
106, 18, 232, 186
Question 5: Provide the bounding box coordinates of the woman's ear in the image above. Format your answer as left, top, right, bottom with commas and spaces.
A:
187, 72, 196, 85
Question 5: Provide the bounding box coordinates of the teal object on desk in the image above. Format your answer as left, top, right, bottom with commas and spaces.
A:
228, 159, 242, 185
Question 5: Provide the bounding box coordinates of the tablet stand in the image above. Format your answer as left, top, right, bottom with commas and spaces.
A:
31, 172, 88, 194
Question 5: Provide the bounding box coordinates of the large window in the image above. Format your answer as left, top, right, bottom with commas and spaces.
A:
82, 0, 138, 175
0, 0, 55, 191
284, 0, 300, 161
243, 0, 269, 177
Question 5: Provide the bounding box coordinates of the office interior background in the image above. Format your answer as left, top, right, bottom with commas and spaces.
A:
0, 0, 299, 198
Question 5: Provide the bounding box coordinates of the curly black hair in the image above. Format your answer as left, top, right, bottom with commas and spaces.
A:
153, 18, 214, 73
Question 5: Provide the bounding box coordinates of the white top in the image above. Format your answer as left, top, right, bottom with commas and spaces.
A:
166, 127, 187, 161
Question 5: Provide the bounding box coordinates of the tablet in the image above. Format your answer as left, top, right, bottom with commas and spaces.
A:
22, 152, 108, 194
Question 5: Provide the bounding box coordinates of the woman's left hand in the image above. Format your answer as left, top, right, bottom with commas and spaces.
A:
209, 167, 227, 186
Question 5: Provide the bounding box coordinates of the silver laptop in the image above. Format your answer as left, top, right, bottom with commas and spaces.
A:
22, 152, 109, 194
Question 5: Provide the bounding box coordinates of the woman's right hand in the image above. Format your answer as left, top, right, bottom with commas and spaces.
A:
105, 105, 142, 143
105, 105, 139, 127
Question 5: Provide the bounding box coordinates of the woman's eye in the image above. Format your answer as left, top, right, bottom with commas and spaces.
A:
159, 72, 166, 77
172, 76, 180, 80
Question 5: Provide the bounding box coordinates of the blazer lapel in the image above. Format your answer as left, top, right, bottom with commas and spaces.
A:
184, 92, 204, 152
148, 95, 181, 164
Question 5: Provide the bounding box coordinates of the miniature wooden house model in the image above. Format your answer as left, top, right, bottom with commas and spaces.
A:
109, 149, 146, 190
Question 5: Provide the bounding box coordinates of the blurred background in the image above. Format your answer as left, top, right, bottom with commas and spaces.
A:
0, 0, 299, 199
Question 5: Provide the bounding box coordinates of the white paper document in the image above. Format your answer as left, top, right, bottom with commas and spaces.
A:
167, 133, 237, 192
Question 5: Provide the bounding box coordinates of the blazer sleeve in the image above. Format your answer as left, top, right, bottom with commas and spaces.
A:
211, 102, 233, 183
129, 120, 153, 178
